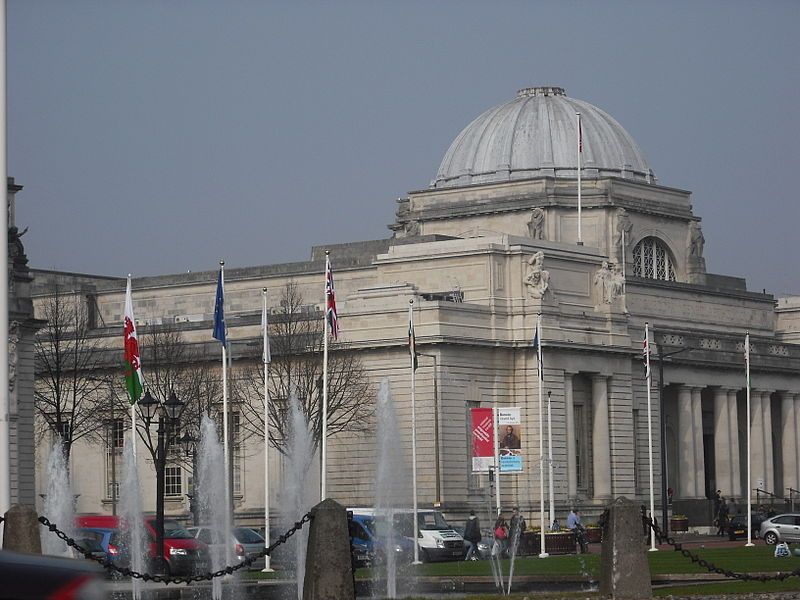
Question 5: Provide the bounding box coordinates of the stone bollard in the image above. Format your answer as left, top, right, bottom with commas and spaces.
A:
302, 498, 355, 600
3, 504, 42, 554
599, 497, 651, 599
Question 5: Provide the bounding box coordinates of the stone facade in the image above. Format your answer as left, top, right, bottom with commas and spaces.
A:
29, 89, 800, 528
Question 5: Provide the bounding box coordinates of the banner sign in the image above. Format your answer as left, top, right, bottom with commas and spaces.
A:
498, 407, 523, 473
470, 408, 494, 473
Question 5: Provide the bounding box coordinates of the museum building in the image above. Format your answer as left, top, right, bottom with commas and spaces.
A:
31, 86, 800, 526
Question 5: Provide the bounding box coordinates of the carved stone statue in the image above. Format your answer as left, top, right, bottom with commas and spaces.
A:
527, 207, 545, 239
405, 219, 421, 237
525, 251, 550, 299
613, 209, 633, 262
689, 221, 705, 258
594, 261, 625, 304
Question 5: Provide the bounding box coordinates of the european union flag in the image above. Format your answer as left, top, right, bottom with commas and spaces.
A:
213, 268, 226, 346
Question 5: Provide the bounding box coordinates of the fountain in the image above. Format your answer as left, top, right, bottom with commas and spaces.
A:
41, 439, 74, 556
281, 392, 315, 600
373, 379, 404, 599
119, 431, 146, 600
196, 414, 230, 600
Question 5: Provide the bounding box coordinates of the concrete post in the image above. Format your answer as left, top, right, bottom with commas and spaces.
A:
302, 498, 355, 600
599, 497, 652, 599
2, 504, 42, 554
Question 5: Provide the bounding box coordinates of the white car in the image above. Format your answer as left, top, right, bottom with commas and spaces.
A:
759, 514, 800, 545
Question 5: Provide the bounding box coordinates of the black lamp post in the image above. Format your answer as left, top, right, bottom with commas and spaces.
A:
653, 330, 691, 538
139, 390, 184, 573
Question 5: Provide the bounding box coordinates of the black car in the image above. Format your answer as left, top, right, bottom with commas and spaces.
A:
728, 514, 766, 540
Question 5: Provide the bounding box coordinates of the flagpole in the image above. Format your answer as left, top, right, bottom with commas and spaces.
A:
0, 0, 9, 542
262, 288, 273, 571
537, 314, 548, 558
621, 229, 626, 294
409, 299, 421, 564
745, 331, 754, 547
547, 391, 554, 529
219, 261, 232, 566
576, 111, 583, 246
322, 251, 330, 501
493, 406, 501, 516
645, 323, 657, 551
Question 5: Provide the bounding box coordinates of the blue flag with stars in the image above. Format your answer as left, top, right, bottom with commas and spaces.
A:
213, 268, 226, 346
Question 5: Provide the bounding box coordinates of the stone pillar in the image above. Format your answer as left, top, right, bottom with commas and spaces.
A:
691, 387, 705, 498
3, 504, 42, 554
599, 496, 652, 600
727, 389, 742, 498
761, 391, 774, 493
781, 392, 798, 492
302, 499, 356, 600
794, 393, 800, 493
713, 388, 732, 495
565, 372, 577, 499
592, 375, 612, 499
750, 391, 765, 498
677, 385, 696, 498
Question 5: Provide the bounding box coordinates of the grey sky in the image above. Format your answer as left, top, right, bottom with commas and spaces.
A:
8, 1, 799, 295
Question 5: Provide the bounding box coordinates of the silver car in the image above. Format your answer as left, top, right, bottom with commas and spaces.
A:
187, 526, 266, 570
759, 513, 800, 545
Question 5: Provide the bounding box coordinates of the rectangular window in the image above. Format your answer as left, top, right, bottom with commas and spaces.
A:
107, 419, 125, 451
574, 404, 588, 491
165, 466, 183, 497
632, 408, 640, 492
233, 413, 242, 495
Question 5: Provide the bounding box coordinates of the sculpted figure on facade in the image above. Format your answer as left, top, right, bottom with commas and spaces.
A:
527, 207, 545, 239
594, 261, 625, 304
525, 251, 550, 299
689, 221, 705, 258
405, 219, 421, 237
613, 209, 633, 262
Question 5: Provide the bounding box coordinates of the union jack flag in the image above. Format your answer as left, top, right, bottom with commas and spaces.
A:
325, 256, 339, 340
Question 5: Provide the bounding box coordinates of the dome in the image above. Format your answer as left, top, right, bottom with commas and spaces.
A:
433, 86, 654, 189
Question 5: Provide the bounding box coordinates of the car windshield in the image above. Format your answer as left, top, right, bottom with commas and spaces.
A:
163, 520, 194, 539
233, 528, 263, 543
77, 538, 104, 552
418, 512, 450, 531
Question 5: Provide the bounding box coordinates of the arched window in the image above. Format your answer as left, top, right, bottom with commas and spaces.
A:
633, 237, 676, 281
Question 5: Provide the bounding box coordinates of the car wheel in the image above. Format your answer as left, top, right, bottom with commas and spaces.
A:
421, 548, 431, 563
764, 531, 778, 545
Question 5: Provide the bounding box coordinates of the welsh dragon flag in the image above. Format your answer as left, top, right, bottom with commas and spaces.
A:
123, 277, 144, 404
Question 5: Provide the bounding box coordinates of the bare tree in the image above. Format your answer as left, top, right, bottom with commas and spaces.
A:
238, 281, 373, 456
34, 287, 110, 462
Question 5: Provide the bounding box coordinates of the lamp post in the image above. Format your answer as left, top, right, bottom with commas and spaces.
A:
138, 390, 184, 573
653, 330, 690, 538
179, 430, 199, 525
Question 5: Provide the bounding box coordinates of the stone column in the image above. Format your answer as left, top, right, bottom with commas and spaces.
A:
728, 389, 742, 498
750, 391, 765, 498
677, 385, 696, 498
691, 387, 705, 498
591, 374, 612, 499
781, 392, 798, 492
794, 393, 800, 493
565, 372, 577, 499
713, 387, 732, 495
761, 391, 774, 493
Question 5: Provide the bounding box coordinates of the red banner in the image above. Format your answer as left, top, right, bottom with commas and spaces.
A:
471, 408, 494, 472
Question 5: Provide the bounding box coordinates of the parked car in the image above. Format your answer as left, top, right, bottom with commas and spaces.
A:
759, 513, 800, 545
727, 514, 767, 540
75, 515, 209, 576
187, 526, 267, 570
0, 549, 105, 599
71, 530, 109, 565
347, 513, 415, 567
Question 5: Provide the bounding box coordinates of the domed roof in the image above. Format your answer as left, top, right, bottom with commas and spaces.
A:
433, 86, 654, 189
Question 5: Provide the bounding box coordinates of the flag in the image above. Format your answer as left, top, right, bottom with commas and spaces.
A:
643, 327, 651, 380
261, 296, 271, 364
532, 321, 542, 372
745, 332, 750, 387
123, 278, 143, 404
408, 310, 418, 371
578, 113, 583, 153
213, 267, 227, 345
325, 256, 339, 340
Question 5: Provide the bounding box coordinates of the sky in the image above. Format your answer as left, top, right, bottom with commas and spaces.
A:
7, 1, 799, 295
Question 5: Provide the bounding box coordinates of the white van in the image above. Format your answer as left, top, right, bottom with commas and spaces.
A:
350, 508, 464, 562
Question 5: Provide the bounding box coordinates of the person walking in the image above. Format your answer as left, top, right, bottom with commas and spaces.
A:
492, 515, 509, 558
463, 510, 482, 561
567, 508, 587, 553
509, 507, 526, 555
716, 497, 729, 536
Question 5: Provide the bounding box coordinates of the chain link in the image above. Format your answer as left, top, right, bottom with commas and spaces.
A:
38, 513, 312, 586
642, 509, 800, 582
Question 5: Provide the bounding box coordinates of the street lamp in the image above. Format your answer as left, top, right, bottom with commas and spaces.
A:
653, 330, 691, 538
139, 389, 184, 573
178, 430, 200, 525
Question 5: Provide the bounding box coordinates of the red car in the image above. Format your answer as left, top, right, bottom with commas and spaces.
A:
75, 515, 209, 576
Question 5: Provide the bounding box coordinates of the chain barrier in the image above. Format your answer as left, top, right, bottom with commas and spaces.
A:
641, 507, 800, 583
38, 512, 312, 586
